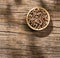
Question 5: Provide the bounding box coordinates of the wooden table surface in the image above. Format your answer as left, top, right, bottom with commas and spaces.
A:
0, 0, 60, 58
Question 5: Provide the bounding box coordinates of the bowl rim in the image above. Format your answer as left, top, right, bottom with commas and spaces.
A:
26, 7, 50, 31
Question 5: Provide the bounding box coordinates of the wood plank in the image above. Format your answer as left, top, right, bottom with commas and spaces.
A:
0, 0, 60, 58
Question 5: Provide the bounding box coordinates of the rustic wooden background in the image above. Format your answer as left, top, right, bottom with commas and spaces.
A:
0, 0, 60, 58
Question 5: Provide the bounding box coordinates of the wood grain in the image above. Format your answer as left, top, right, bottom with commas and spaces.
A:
0, 0, 60, 58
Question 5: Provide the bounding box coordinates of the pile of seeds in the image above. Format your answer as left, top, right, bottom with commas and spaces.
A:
27, 7, 49, 30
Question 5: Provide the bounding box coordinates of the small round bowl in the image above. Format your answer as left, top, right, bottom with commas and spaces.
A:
26, 7, 50, 31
